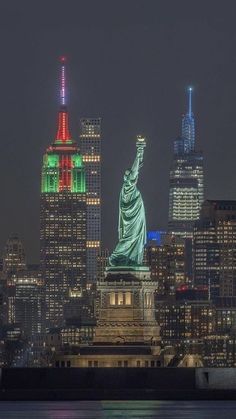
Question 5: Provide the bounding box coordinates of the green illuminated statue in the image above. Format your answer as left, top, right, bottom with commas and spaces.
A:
109, 136, 147, 267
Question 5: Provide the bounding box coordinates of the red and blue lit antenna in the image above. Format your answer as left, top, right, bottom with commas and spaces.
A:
55, 56, 72, 143
60, 56, 67, 107
188, 86, 193, 116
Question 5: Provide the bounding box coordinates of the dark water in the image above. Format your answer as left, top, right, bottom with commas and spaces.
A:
0, 401, 235, 419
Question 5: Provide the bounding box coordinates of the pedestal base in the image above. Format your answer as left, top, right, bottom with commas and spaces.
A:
94, 267, 160, 345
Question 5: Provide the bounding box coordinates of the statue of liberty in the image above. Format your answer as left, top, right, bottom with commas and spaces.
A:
109, 136, 147, 267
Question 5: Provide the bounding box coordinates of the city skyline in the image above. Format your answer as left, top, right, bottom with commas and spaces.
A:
2, 1, 236, 410
1, 1, 236, 262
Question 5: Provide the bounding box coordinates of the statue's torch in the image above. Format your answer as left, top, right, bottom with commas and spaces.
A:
136, 135, 146, 163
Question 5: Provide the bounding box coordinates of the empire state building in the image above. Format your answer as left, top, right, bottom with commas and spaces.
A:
40, 58, 87, 328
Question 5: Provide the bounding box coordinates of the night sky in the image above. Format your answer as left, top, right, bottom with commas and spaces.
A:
0, 0, 236, 263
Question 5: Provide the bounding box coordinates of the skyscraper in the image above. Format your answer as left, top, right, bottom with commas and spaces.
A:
168, 88, 204, 238
6, 267, 45, 338
193, 200, 236, 300
2, 234, 26, 325
80, 118, 101, 285
146, 232, 186, 298
1, 236, 45, 338
40, 58, 87, 328
2, 234, 26, 274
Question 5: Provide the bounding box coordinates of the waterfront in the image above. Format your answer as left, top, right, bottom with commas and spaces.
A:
0, 401, 235, 418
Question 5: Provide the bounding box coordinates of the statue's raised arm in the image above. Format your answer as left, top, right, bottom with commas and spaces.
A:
109, 136, 147, 268
124, 136, 146, 185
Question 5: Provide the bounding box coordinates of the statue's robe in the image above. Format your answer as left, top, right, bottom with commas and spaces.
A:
109, 168, 146, 267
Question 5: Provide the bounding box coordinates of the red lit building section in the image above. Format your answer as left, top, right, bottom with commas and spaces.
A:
48, 57, 79, 192
56, 110, 72, 143
59, 155, 72, 191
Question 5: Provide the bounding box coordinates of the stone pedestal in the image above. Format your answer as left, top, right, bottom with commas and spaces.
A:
94, 267, 160, 345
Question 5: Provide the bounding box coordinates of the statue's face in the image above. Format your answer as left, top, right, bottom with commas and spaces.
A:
124, 170, 131, 182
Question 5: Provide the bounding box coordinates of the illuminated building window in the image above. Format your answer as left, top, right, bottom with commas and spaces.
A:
80, 134, 100, 138
118, 292, 124, 305
125, 292, 132, 305
86, 241, 100, 248
145, 293, 152, 308
87, 198, 100, 205
82, 155, 100, 162
110, 292, 116, 305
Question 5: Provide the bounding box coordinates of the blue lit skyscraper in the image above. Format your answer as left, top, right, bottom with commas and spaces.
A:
174, 87, 195, 155
181, 87, 195, 151
168, 88, 204, 238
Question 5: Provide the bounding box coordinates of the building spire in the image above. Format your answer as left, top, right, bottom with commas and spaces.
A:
188, 86, 193, 116
55, 56, 72, 143
60, 56, 66, 107
181, 86, 195, 152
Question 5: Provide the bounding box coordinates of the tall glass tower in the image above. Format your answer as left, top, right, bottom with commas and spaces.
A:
40, 58, 87, 328
168, 88, 204, 238
80, 118, 101, 286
